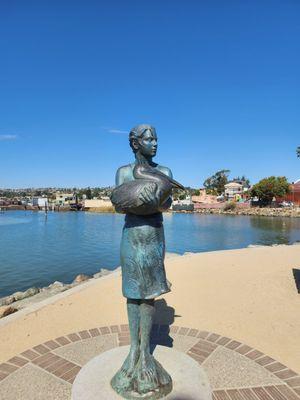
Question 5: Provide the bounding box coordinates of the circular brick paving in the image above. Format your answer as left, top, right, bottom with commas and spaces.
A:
0, 325, 299, 400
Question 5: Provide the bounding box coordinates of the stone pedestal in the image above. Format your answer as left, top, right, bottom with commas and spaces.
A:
72, 345, 212, 400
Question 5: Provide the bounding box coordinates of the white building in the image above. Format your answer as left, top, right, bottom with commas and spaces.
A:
224, 182, 244, 200
32, 197, 48, 208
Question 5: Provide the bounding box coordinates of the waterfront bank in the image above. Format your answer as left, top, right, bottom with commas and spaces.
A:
3, 204, 300, 218
0, 245, 299, 373
2, 211, 300, 298
193, 206, 300, 218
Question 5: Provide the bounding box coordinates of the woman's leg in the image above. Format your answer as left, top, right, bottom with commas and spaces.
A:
127, 298, 141, 354
120, 298, 141, 376
139, 299, 154, 355
137, 299, 158, 392
111, 298, 141, 391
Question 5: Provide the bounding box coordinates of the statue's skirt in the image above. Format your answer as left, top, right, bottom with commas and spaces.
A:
120, 213, 171, 300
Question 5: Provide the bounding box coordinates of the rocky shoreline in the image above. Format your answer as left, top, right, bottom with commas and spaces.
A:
0, 267, 119, 319
191, 207, 300, 218
0, 253, 187, 319
1, 245, 298, 320
3, 206, 300, 217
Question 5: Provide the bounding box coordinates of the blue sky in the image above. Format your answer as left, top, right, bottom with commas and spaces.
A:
0, 0, 299, 188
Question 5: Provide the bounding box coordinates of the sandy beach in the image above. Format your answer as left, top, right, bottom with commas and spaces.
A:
0, 245, 299, 373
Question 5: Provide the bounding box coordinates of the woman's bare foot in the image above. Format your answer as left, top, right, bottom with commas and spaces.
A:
111, 346, 140, 392
135, 351, 159, 393
120, 346, 140, 377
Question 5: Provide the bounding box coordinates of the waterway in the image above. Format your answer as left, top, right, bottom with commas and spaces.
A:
1, 210, 300, 297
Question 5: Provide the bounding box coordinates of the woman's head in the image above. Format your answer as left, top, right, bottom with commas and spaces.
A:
129, 124, 158, 158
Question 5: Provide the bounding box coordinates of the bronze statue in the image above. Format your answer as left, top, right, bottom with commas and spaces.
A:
110, 124, 184, 399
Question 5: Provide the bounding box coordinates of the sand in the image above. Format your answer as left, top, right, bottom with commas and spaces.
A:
0, 245, 299, 373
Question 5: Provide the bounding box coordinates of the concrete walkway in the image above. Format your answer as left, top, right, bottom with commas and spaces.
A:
0, 324, 299, 400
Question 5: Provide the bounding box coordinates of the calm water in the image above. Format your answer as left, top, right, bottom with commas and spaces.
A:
1, 210, 300, 297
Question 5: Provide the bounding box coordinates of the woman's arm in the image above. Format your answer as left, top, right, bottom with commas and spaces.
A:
115, 167, 124, 187
115, 165, 132, 187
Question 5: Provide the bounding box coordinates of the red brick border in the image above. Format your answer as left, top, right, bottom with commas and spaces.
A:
0, 325, 299, 400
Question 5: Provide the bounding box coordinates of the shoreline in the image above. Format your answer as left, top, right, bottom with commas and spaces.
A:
1, 244, 299, 315
2, 205, 300, 218
0, 245, 299, 373
192, 206, 300, 218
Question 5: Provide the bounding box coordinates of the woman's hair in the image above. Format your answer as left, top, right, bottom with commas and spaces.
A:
129, 124, 156, 153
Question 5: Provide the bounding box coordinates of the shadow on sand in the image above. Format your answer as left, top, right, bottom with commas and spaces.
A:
150, 298, 181, 354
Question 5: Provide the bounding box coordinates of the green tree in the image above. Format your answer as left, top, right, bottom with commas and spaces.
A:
232, 175, 250, 188
85, 187, 92, 200
203, 169, 230, 195
250, 176, 290, 206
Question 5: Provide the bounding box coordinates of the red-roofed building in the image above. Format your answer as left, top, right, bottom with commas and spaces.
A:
281, 181, 300, 205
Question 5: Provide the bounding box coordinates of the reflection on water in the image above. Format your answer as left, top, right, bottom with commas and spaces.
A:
1, 211, 300, 297
249, 217, 294, 245
0, 216, 30, 226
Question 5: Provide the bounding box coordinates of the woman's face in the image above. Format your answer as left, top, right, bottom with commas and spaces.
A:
138, 129, 158, 158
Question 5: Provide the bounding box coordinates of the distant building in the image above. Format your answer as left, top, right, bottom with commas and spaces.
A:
172, 195, 194, 212
280, 180, 300, 205
54, 192, 76, 206
32, 197, 48, 208
172, 194, 192, 207
224, 182, 244, 200
192, 189, 219, 205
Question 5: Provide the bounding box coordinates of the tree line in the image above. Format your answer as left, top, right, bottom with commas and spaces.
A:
202, 169, 290, 206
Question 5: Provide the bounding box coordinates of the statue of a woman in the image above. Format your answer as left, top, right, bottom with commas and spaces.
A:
111, 124, 182, 399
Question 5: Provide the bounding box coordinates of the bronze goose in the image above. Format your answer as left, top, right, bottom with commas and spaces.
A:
111, 164, 184, 215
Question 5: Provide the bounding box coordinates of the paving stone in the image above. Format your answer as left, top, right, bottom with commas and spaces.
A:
276, 385, 300, 400
78, 330, 91, 340
7, 356, 28, 367
99, 326, 110, 334
0, 363, 18, 374
264, 386, 288, 400
44, 340, 60, 350
207, 333, 221, 343
238, 388, 260, 400
170, 333, 199, 352
266, 363, 289, 373
53, 334, 118, 366
110, 325, 120, 334
55, 336, 70, 346
1, 326, 299, 400
202, 346, 282, 389
252, 387, 273, 400
226, 388, 245, 400
0, 363, 71, 400
213, 390, 231, 400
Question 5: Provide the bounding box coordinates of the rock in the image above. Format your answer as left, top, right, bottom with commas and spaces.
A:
11, 287, 39, 302
0, 306, 18, 318
49, 281, 64, 288
24, 287, 40, 298
73, 274, 91, 284
12, 291, 27, 301
93, 272, 103, 279
0, 295, 15, 306
93, 269, 111, 279
40, 281, 70, 295
99, 268, 111, 276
